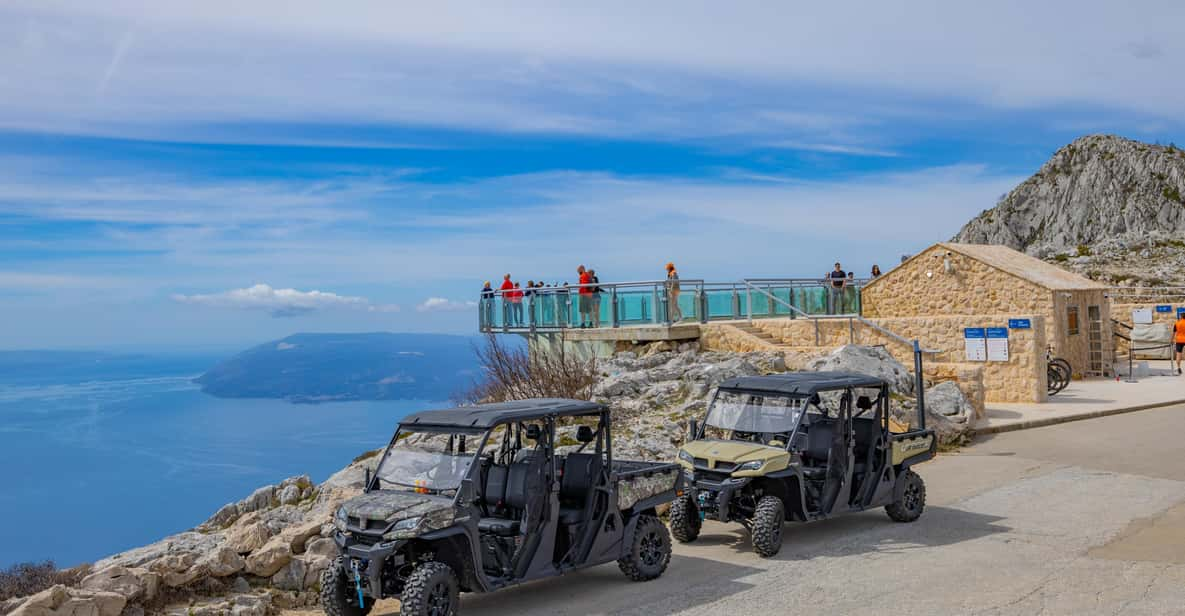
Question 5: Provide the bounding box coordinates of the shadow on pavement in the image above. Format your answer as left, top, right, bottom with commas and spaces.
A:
702, 505, 1010, 560
452, 553, 764, 616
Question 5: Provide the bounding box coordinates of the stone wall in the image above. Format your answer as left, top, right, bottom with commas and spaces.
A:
863, 314, 1047, 404
721, 314, 1046, 404
861, 245, 1054, 319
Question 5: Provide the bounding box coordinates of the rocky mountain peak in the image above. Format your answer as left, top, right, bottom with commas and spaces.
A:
954, 134, 1185, 258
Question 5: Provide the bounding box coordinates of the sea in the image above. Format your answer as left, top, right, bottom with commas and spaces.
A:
0, 352, 434, 568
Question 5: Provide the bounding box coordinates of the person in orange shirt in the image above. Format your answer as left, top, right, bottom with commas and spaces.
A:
1174, 311, 1185, 375
576, 265, 593, 328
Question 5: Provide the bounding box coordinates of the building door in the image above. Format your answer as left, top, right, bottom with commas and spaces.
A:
1087, 305, 1105, 377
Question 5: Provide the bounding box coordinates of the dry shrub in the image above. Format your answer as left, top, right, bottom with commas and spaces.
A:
0, 561, 92, 604
460, 333, 597, 403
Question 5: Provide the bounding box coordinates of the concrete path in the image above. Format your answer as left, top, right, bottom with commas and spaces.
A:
975, 363, 1185, 434
295, 403, 1185, 615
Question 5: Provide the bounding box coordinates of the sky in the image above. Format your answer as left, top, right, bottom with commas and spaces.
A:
2, 0, 1184, 350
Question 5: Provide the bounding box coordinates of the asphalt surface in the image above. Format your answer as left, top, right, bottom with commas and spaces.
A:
309, 403, 1185, 615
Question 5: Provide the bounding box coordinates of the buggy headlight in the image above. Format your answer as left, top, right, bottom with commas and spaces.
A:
334, 507, 348, 531
383, 517, 423, 539
678, 450, 694, 464
735, 460, 764, 472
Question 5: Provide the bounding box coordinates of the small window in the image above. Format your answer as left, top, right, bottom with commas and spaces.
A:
1067, 306, 1080, 335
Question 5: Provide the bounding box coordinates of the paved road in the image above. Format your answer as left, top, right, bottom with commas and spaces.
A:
317, 404, 1185, 615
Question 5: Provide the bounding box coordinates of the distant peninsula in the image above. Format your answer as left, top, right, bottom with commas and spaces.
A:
195, 332, 480, 403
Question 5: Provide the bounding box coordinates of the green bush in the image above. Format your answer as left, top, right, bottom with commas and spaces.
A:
1163, 185, 1183, 204
1076, 245, 1092, 257
1054, 253, 1069, 263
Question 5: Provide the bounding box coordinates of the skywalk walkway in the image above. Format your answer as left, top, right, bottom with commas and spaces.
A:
478, 278, 868, 334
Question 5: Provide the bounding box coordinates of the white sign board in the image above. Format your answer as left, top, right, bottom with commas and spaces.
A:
964, 328, 986, 362
1132, 308, 1153, 324
986, 327, 1009, 362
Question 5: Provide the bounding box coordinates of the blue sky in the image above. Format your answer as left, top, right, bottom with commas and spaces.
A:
2, 1, 1184, 349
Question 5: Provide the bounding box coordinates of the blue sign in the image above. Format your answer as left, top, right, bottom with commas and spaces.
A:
1179, 307, 1185, 317
1008, 318, 1031, 329
986, 327, 1008, 338
964, 327, 985, 338
1156, 305, 1173, 313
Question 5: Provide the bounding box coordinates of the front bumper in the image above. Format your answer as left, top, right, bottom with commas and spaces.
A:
689, 476, 750, 523
334, 532, 406, 599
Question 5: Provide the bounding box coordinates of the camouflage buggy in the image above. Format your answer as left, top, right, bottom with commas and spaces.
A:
322, 399, 683, 616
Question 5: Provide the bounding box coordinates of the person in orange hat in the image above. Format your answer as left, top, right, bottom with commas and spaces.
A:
665, 262, 682, 323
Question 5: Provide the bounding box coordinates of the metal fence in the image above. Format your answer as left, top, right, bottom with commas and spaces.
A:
1106, 286, 1185, 304
478, 277, 870, 333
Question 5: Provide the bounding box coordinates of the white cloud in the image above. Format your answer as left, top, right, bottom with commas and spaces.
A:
172, 283, 399, 317
1, 1, 1183, 143
416, 297, 478, 313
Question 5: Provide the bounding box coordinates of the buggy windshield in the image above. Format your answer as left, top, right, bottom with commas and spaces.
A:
374, 428, 481, 495
705, 391, 805, 434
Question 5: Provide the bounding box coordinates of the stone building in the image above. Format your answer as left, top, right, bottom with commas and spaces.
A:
862, 242, 1112, 380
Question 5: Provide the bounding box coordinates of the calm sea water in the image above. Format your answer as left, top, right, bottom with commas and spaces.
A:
0, 353, 433, 568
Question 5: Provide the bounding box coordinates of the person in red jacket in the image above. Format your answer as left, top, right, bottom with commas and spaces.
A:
577, 265, 593, 328
499, 274, 514, 327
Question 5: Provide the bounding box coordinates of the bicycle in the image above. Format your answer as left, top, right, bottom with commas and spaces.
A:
1046, 348, 1071, 396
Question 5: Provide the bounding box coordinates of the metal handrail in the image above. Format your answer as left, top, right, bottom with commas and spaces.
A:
1106, 286, 1185, 302
741, 279, 822, 345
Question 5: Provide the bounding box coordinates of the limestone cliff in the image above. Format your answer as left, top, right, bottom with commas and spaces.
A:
953, 134, 1185, 285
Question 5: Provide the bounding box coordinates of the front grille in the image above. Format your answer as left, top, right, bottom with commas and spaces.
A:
351, 532, 384, 546
693, 459, 737, 474
349, 517, 385, 531
695, 470, 731, 483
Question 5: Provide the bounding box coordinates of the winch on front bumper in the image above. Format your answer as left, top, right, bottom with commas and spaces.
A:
690, 477, 750, 523
333, 532, 406, 599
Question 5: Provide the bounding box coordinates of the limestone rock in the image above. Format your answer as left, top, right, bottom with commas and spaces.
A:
278, 485, 301, 506
79, 566, 160, 603
223, 516, 271, 555
244, 537, 292, 577
304, 537, 337, 559
9, 585, 126, 616
804, 345, 914, 394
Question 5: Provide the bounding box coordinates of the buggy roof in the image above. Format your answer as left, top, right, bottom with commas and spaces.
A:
400, 398, 606, 429
718, 371, 887, 396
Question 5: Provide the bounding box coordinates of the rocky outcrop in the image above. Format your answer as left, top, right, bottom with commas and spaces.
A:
8, 585, 125, 616
953, 134, 1185, 286
804, 345, 914, 394
3, 467, 375, 616
591, 348, 790, 459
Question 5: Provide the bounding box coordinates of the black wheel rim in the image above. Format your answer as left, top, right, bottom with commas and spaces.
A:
427, 580, 451, 616
903, 481, 921, 511
639, 530, 663, 567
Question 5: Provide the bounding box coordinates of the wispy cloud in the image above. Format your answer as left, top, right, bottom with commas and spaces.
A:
3, 1, 1183, 145
416, 297, 478, 313
763, 140, 899, 157
171, 284, 399, 318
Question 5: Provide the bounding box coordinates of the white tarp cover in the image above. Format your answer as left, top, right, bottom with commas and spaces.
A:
1131, 323, 1173, 359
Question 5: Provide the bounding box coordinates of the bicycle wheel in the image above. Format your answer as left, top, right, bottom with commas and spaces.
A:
1051, 359, 1072, 393
1047, 366, 1063, 395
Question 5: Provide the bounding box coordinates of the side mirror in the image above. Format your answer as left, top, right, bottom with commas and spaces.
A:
688, 419, 699, 440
